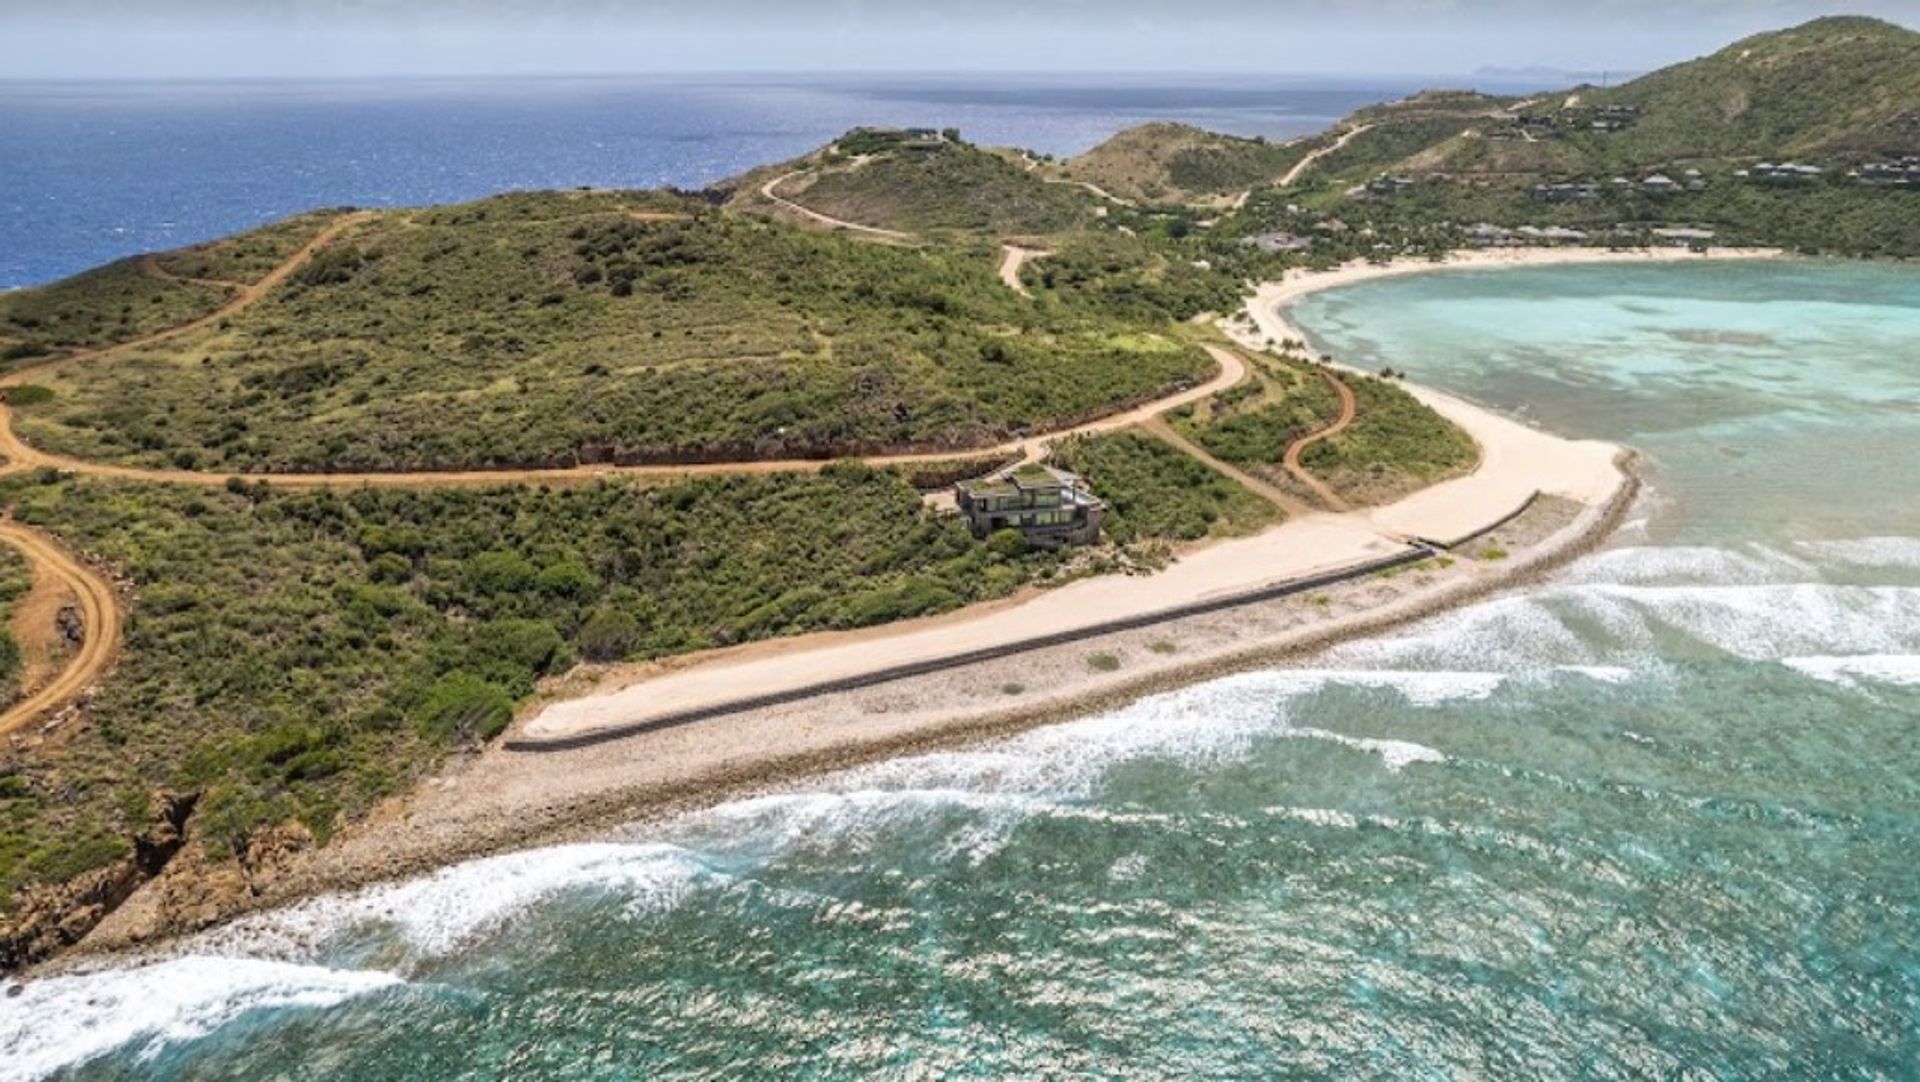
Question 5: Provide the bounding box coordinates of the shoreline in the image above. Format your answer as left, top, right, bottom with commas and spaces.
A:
61, 461, 1642, 977
52, 246, 1727, 972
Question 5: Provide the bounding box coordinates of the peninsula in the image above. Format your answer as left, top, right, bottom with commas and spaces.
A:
3, 14, 1915, 973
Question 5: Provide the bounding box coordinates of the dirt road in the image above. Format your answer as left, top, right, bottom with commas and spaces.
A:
1139, 418, 1317, 518
997, 244, 1050, 297
0, 345, 1249, 490
758, 172, 914, 240
0, 520, 121, 739
1282, 370, 1358, 511
1277, 124, 1374, 188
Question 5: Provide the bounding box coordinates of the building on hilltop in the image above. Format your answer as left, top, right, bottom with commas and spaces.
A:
955, 463, 1105, 547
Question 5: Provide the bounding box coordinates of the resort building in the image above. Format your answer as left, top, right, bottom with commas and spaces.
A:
955, 463, 1106, 547
1739, 162, 1824, 184
1240, 231, 1313, 254
1530, 182, 1602, 203
1854, 157, 1920, 186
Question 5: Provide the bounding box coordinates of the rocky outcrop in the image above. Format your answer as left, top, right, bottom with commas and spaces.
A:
0, 790, 194, 973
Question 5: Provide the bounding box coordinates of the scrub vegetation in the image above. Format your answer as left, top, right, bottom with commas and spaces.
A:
16, 197, 1210, 472
772, 136, 1094, 236
0, 211, 351, 361
0, 449, 1268, 920
1299, 375, 1479, 503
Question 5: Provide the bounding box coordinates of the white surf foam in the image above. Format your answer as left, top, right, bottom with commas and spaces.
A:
1579, 583, 1920, 660
1793, 537, 1920, 571
1282, 728, 1448, 772
1554, 665, 1637, 685
1332, 574, 1920, 672
1781, 654, 1920, 689
817, 668, 1505, 803
194, 842, 708, 963
0, 956, 400, 1081
1558, 544, 1814, 586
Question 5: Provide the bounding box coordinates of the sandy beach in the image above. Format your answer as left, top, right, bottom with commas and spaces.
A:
56, 246, 1728, 963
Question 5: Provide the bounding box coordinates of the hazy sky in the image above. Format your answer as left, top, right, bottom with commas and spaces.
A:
4, 1, 1913, 80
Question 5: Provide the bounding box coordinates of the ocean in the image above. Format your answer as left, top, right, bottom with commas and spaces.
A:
0, 74, 1429, 290
3, 259, 1917, 1078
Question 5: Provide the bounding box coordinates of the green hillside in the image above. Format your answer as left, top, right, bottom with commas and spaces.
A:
14, 192, 1208, 472
1592, 15, 1920, 161
0, 211, 351, 361
1320, 16, 1920, 182
1054, 122, 1316, 204
729, 128, 1094, 236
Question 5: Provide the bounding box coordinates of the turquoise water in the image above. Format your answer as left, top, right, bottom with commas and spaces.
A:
5, 261, 1920, 1079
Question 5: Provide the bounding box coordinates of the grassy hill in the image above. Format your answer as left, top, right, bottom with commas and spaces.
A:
1053, 122, 1316, 205
1224, 16, 1920, 260
726, 128, 1095, 237
1590, 15, 1920, 162
1316, 17, 1920, 183
13, 191, 1209, 472
0, 210, 352, 361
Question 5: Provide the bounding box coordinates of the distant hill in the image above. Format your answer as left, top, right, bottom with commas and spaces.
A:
1051, 122, 1316, 205
1327, 16, 1920, 181
722, 128, 1094, 237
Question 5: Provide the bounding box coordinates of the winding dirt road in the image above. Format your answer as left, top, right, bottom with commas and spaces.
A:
0, 520, 120, 739
0, 194, 1260, 738
758, 172, 914, 241
1277, 124, 1375, 188
0, 345, 1250, 490
1283, 370, 1359, 511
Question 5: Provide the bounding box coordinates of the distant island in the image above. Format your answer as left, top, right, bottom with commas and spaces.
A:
1, 14, 1915, 974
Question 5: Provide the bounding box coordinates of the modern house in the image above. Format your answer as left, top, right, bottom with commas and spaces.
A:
1530, 182, 1601, 203
1741, 162, 1824, 184
1855, 157, 1920, 186
955, 463, 1105, 547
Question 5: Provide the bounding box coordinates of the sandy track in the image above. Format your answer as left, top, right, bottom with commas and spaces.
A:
758, 171, 915, 240
0, 520, 121, 739
20, 213, 377, 378
998, 244, 1050, 296
1139, 417, 1316, 517
0, 345, 1248, 490
138, 255, 245, 293
1282, 370, 1358, 510
1277, 124, 1374, 187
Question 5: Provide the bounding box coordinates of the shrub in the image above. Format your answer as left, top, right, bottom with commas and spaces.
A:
415, 671, 515, 743
3, 385, 54, 406
576, 607, 643, 662
1087, 651, 1121, 672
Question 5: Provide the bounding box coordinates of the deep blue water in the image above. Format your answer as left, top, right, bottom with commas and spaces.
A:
0, 74, 1417, 289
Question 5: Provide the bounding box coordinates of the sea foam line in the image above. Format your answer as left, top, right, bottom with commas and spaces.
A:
1781, 654, 1920, 688
0, 956, 401, 1081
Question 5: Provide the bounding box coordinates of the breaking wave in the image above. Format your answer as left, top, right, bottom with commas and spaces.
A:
0, 957, 401, 1080
193, 842, 713, 963
1781, 654, 1920, 689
